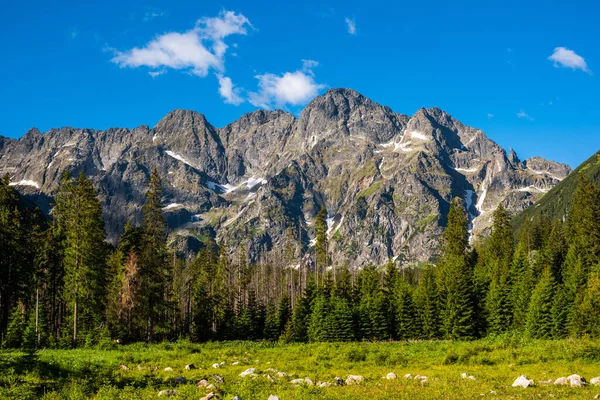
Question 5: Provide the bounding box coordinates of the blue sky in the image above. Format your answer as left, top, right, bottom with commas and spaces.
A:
1, 0, 598, 167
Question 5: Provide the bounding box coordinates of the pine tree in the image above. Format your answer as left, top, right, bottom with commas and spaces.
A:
308, 291, 328, 342
139, 169, 168, 342
56, 172, 107, 346
263, 304, 280, 341
571, 262, 600, 337
525, 267, 555, 339
485, 204, 514, 334
414, 265, 439, 339
437, 198, 475, 339
383, 259, 399, 339
395, 280, 419, 340
315, 207, 329, 283
327, 294, 354, 341
2, 303, 25, 348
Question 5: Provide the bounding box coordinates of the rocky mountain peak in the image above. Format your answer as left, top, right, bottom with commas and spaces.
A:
0, 90, 572, 267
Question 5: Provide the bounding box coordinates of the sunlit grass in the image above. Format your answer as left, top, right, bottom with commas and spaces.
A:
2, 336, 600, 399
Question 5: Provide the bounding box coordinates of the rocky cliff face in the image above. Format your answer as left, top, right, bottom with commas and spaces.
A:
0, 88, 570, 266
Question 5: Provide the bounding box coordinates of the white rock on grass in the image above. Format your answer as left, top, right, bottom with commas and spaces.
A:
554, 377, 568, 385
277, 372, 287, 377
386, 372, 397, 380
334, 377, 345, 386
290, 378, 313, 386
512, 375, 534, 388
158, 390, 178, 397
468, 375, 476, 381
461, 372, 468, 379
567, 374, 586, 387
240, 368, 256, 377
404, 373, 412, 379
206, 384, 216, 391
232, 361, 241, 366
184, 364, 195, 370
119, 365, 129, 370
346, 375, 365, 385
318, 381, 332, 387
232, 397, 242, 400
200, 393, 215, 400
212, 363, 220, 369
197, 379, 209, 387
268, 396, 280, 400
164, 367, 173, 372
591, 377, 600, 386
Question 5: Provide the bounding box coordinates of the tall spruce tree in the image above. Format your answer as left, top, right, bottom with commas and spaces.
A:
56, 172, 107, 346
525, 267, 556, 339
414, 265, 439, 339
437, 197, 475, 340
139, 169, 168, 342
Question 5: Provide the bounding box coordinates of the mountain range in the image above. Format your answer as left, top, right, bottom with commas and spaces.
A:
0, 88, 571, 266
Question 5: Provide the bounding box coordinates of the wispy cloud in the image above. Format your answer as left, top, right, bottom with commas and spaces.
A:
143, 10, 164, 22
487, 113, 494, 119
69, 28, 78, 39
110, 10, 252, 77
149, 70, 165, 78
517, 110, 534, 121
217, 74, 244, 105
345, 17, 356, 35
248, 60, 326, 109
548, 47, 591, 74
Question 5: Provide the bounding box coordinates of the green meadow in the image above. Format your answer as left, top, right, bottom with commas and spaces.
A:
2, 336, 600, 399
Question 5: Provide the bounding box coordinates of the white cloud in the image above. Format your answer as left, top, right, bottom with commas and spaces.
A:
345, 17, 356, 35
110, 10, 252, 77
249, 61, 325, 109
548, 47, 591, 74
149, 70, 165, 78
217, 74, 244, 105
517, 110, 534, 120
143, 10, 164, 22
69, 28, 78, 39
487, 113, 494, 119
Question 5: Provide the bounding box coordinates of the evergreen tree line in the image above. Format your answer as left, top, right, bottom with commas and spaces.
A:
1, 170, 599, 348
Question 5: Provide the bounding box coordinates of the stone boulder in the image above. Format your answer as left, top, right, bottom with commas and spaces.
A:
554, 377, 568, 385
158, 390, 178, 397
512, 375, 534, 388
184, 364, 195, 370
386, 372, 397, 380
591, 376, 600, 386
240, 368, 256, 377
346, 375, 365, 385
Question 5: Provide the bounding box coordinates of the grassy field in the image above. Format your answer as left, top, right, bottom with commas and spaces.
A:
2, 336, 600, 399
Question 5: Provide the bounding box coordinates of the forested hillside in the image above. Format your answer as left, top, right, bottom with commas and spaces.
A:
1, 159, 599, 348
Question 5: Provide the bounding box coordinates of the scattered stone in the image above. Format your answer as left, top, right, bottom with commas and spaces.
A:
212, 363, 220, 369
346, 375, 365, 385
386, 372, 397, 380
468, 375, 476, 381
232, 397, 242, 400
290, 377, 313, 386
318, 381, 331, 387
197, 379, 209, 387
594, 394, 600, 399
200, 393, 215, 400
268, 396, 280, 400
591, 377, 600, 386
184, 364, 195, 370
214, 374, 225, 384
164, 367, 173, 372
334, 377, 345, 386
512, 375, 534, 388
420, 378, 429, 385
554, 377, 568, 385
266, 375, 275, 382
490, 391, 497, 395
414, 375, 428, 381
119, 365, 129, 370
567, 374, 586, 387
277, 372, 287, 378
232, 361, 241, 366
240, 368, 256, 377
150, 366, 158, 372
220, 362, 225, 366
175, 376, 186, 384
404, 374, 412, 379
461, 373, 468, 379
305, 378, 314, 386
137, 365, 145, 371
266, 368, 277, 372
206, 384, 217, 391
158, 390, 178, 397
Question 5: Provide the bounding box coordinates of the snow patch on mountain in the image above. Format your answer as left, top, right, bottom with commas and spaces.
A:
9, 179, 40, 189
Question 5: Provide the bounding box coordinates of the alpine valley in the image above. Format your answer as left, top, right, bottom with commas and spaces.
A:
0, 88, 570, 266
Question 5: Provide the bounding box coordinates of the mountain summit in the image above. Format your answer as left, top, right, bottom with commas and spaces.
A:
0, 89, 570, 266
